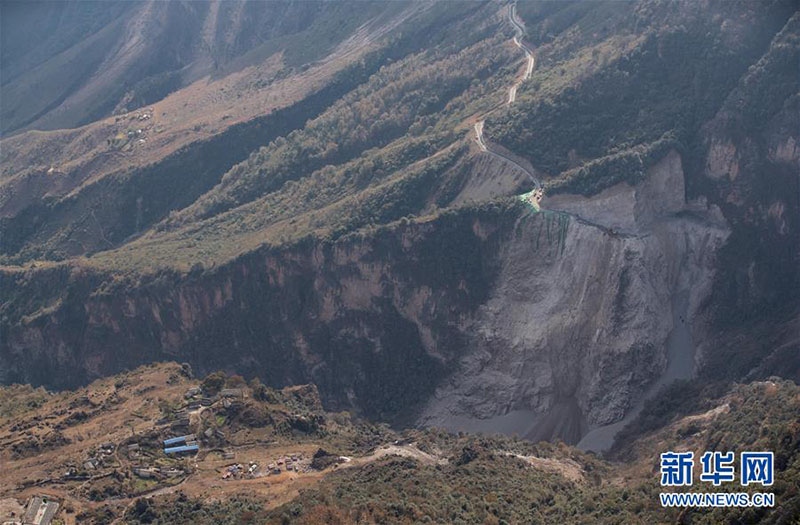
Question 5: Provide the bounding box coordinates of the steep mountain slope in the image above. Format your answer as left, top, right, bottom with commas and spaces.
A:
1, 0, 797, 451
0, 0, 456, 260
0, 0, 412, 136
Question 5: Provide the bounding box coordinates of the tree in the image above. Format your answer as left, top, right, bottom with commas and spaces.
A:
249, 377, 277, 403
226, 374, 247, 388
201, 370, 227, 395
130, 498, 157, 523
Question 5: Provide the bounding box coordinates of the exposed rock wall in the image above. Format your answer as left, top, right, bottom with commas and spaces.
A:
0, 208, 514, 423
690, 12, 800, 380
419, 150, 729, 443
1, 149, 731, 445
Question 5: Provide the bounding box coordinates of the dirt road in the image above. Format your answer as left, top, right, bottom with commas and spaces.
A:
472, 1, 540, 189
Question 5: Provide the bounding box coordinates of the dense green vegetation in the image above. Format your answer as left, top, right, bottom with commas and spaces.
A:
1, 59, 412, 262
270, 455, 580, 524
83, 38, 521, 271
120, 494, 267, 525
0, 2, 514, 265
7, 0, 794, 274
123, 0, 794, 269
692, 13, 800, 382
545, 132, 679, 196
1, 1, 522, 270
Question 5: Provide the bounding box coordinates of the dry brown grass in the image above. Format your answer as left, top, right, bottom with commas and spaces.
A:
0, 19, 394, 220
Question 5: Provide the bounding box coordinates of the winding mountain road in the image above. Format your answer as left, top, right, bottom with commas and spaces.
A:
508, 3, 535, 103
474, 120, 488, 152
473, 2, 540, 190
474, 120, 539, 189
465, 0, 646, 454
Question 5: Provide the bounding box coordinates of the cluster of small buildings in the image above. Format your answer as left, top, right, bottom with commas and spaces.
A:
66, 383, 251, 492
130, 387, 241, 476
184, 387, 202, 399
219, 453, 309, 481
183, 387, 215, 410
219, 388, 244, 399
266, 453, 309, 475
109, 108, 154, 149
219, 389, 245, 409
127, 443, 141, 458
203, 426, 226, 441
135, 110, 152, 122
221, 462, 258, 480
82, 442, 115, 471
123, 434, 197, 481
156, 408, 191, 430
115, 108, 153, 123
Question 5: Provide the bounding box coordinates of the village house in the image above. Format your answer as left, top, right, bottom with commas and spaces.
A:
219, 388, 244, 399
133, 467, 159, 479
21, 496, 59, 525
184, 387, 201, 399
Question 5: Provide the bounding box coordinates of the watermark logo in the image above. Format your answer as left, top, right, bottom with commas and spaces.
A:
660, 492, 775, 508
741, 452, 773, 486
660, 451, 694, 487
700, 451, 735, 486
659, 450, 775, 507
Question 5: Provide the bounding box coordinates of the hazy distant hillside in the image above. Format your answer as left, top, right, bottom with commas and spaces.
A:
0, 0, 410, 135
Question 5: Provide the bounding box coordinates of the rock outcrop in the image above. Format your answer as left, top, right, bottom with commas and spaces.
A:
419, 150, 729, 444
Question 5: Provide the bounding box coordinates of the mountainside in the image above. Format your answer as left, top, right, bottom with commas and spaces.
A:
0, 0, 416, 136
1, 0, 798, 458
0, 364, 798, 524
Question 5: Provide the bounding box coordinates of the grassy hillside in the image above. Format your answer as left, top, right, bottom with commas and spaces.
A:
0, 1, 414, 135
487, 0, 795, 177
0, 1, 511, 266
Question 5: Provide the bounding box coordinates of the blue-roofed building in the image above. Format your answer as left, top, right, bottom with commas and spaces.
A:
163, 434, 195, 446
164, 444, 199, 455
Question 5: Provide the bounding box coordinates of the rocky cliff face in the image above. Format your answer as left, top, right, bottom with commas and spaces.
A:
1, 204, 515, 423
1, 148, 732, 445
691, 12, 800, 383
419, 150, 730, 443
